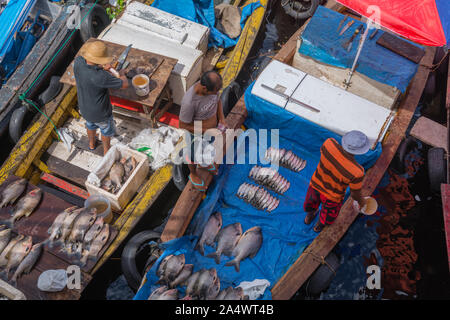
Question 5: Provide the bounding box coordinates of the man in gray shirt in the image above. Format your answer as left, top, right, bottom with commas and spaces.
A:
179, 70, 226, 191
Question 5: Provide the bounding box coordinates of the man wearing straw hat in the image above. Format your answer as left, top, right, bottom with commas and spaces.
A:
303, 130, 369, 232
74, 40, 129, 155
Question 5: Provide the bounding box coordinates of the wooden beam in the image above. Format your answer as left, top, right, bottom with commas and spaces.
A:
271, 46, 436, 300
440, 184, 450, 273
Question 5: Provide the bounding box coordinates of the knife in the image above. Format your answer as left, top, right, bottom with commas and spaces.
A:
261, 84, 320, 113
337, 15, 348, 33
114, 44, 132, 71
339, 20, 354, 36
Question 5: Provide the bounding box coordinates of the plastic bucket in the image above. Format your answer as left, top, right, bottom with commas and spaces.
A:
361, 196, 378, 215
132, 74, 150, 97
84, 195, 113, 224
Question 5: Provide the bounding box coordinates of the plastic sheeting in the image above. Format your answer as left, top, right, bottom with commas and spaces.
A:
134, 82, 382, 300
151, 0, 262, 48
298, 6, 422, 93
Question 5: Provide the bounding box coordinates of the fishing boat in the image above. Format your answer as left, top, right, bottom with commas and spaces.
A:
133, 0, 436, 300
0, 0, 268, 299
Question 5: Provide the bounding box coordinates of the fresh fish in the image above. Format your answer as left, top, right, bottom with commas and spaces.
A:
158, 254, 185, 284
8, 189, 42, 226
0, 234, 24, 267
47, 206, 78, 246
224, 287, 246, 300
156, 288, 178, 300
80, 224, 109, 266
237, 183, 280, 213
0, 179, 27, 208
121, 157, 137, 180
148, 285, 168, 300
207, 223, 242, 264
226, 226, 263, 272
156, 254, 173, 279
265, 147, 306, 172
195, 212, 222, 256
185, 269, 202, 297
83, 217, 104, 244
249, 166, 290, 194
68, 208, 97, 243
0, 226, 11, 255
169, 264, 193, 288
11, 242, 43, 282
215, 288, 229, 300
2, 236, 32, 279
193, 268, 218, 299
60, 208, 84, 243
109, 161, 125, 192
205, 276, 220, 300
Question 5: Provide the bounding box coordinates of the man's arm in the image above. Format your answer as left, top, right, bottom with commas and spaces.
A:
217, 99, 226, 125
350, 189, 366, 209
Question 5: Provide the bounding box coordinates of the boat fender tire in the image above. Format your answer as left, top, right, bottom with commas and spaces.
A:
172, 163, 189, 192
305, 252, 340, 295
220, 81, 241, 118
38, 76, 63, 105
427, 147, 447, 193
9, 105, 29, 144
390, 137, 418, 174
79, 3, 110, 43
282, 0, 320, 20
121, 230, 161, 292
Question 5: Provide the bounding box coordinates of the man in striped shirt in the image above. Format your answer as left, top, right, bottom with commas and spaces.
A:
304, 131, 370, 232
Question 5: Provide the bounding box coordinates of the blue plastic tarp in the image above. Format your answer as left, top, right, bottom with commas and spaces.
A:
298, 6, 422, 93
151, 0, 263, 48
134, 82, 382, 300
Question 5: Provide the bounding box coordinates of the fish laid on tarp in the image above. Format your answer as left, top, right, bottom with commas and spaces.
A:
249, 165, 290, 194
59, 208, 84, 243
11, 242, 43, 282
195, 211, 222, 256
1, 236, 32, 279
205, 276, 220, 300
193, 268, 218, 300
80, 224, 109, 266
148, 285, 168, 300
184, 269, 202, 298
157, 254, 185, 284
156, 254, 173, 279
0, 234, 24, 266
169, 264, 193, 288
225, 226, 263, 272
68, 208, 97, 243
265, 147, 307, 172
223, 286, 247, 300
8, 189, 42, 226
47, 206, 79, 246
155, 288, 178, 300
236, 183, 280, 212
0, 226, 11, 255
207, 223, 242, 264
0, 179, 27, 208
83, 217, 104, 245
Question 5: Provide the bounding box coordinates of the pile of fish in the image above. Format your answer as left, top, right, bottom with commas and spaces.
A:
46, 206, 110, 266
195, 212, 263, 272
101, 156, 137, 194
249, 165, 290, 194
0, 225, 43, 283
0, 179, 42, 227
265, 147, 306, 172
150, 253, 248, 300
236, 183, 280, 212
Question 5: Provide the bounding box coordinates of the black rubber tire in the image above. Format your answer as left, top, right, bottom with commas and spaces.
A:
38, 76, 63, 105
390, 137, 418, 174
282, 0, 320, 20
121, 230, 161, 292
220, 81, 242, 118
79, 3, 110, 43
172, 163, 189, 192
427, 147, 447, 193
305, 252, 340, 295
9, 105, 29, 144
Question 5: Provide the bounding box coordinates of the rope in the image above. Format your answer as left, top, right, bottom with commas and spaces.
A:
18, 0, 100, 140
304, 249, 337, 276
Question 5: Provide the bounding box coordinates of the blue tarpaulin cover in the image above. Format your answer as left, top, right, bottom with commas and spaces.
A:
134, 82, 382, 300
298, 6, 422, 93
151, 0, 262, 48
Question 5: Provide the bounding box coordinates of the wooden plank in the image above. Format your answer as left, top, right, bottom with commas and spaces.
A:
60, 38, 178, 109
271, 46, 437, 300
45, 155, 90, 187
440, 184, 450, 273
376, 32, 425, 64
410, 116, 447, 151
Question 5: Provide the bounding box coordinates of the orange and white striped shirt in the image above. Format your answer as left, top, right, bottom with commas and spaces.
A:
310, 138, 365, 203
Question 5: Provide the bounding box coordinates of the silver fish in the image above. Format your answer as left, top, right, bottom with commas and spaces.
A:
0, 179, 27, 208
47, 207, 79, 247
148, 285, 168, 300
80, 224, 109, 266
11, 242, 43, 282
2, 236, 32, 279
169, 264, 193, 288
157, 254, 173, 279
156, 288, 178, 300
0, 226, 11, 256
60, 208, 84, 243
158, 254, 185, 284
193, 268, 218, 299
185, 269, 202, 297
224, 287, 247, 300
84, 217, 104, 245
226, 226, 263, 272
9, 189, 42, 226
68, 208, 97, 243
207, 223, 242, 264
205, 276, 220, 300
0, 234, 24, 267
195, 212, 222, 256
109, 162, 125, 192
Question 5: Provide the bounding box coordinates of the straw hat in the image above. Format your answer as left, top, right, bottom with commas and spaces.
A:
80, 41, 113, 65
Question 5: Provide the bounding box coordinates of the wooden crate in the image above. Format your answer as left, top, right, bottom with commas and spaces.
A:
85, 146, 149, 212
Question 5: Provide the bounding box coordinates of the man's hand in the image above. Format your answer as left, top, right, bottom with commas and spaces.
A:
102, 63, 113, 71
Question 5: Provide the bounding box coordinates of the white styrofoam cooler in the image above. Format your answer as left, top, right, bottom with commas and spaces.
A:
98, 2, 210, 105
252, 60, 393, 148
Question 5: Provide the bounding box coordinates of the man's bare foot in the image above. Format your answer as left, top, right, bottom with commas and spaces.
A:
188, 173, 207, 192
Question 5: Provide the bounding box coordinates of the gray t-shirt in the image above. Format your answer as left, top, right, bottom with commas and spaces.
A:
179, 83, 219, 123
